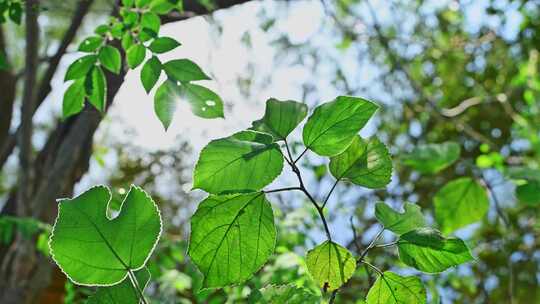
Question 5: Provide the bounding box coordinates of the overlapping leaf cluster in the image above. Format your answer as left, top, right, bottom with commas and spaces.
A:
62, 0, 224, 130
189, 96, 477, 303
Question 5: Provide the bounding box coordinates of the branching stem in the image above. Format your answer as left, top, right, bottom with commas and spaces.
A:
127, 269, 148, 304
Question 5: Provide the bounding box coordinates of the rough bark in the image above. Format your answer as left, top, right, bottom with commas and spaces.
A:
0, 1, 251, 302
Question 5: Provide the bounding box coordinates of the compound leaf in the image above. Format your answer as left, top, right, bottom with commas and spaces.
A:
375, 202, 426, 235
98, 45, 121, 74
180, 83, 224, 119
149, 36, 181, 53
62, 79, 86, 119
49, 185, 162, 285
306, 241, 356, 292
188, 192, 276, 288
193, 130, 284, 194
141, 56, 162, 93
366, 272, 426, 304
251, 98, 308, 140
397, 228, 474, 273
163, 59, 210, 83
85, 66, 107, 112
154, 79, 179, 130
78, 36, 103, 53
126, 44, 146, 69
303, 96, 378, 156
86, 267, 150, 304
402, 142, 460, 174
65, 55, 97, 81
329, 136, 392, 189
434, 177, 489, 234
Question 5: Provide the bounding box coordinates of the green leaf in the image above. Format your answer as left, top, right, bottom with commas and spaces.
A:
86, 267, 150, 304
121, 32, 135, 51
154, 80, 178, 130
329, 136, 392, 189
94, 24, 110, 36
434, 177, 489, 234
141, 56, 162, 93
65, 55, 97, 81
366, 272, 426, 304
397, 228, 474, 273
402, 142, 461, 174
251, 98, 307, 140
78, 36, 103, 53
306, 241, 356, 292
126, 44, 146, 69
49, 185, 162, 285
8, 2, 22, 24
148, 37, 181, 53
188, 192, 276, 288
122, 0, 135, 7
98, 45, 122, 74
248, 285, 321, 304
136, 0, 152, 8
149, 0, 176, 14
303, 96, 378, 156
375, 202, 426, 235
62, 79, 86, 119
85, 66, 107, 112
193, 130, 284, 194
163, 59, 210, 83
180, 83, 224, 119
516, 181, 540, 206
140, 12, 160, 34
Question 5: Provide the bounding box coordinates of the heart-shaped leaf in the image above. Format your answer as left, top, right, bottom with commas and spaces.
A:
366, 272, 426, 304
49, 185, 162, 286
188, 192, 276, 288
193, 130, 284, 194
306, 241, 356, 292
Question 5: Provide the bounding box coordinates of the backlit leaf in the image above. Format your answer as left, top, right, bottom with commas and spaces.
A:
375, 202, 426, 235
86, 267, 150, 304
188, 192, 276, 288
402, 142, 460, 174
306, 241, 356, 292
78, 36, 103, 53
154, 80, 179, 130
434, 177, 489, 234
248, 285, 321, 304
397, 228, 474, 273
303, 96, 378, 156
193, 130, 284, 194
329, 136, 392, 189
49, 185, 162, 285
163, 59, 210, 83
251, 98, 308, 140
180, 83, 224, 119
366, 272, 426, 304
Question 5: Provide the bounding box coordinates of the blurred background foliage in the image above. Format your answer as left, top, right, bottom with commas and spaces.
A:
1, 0, 539, 303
